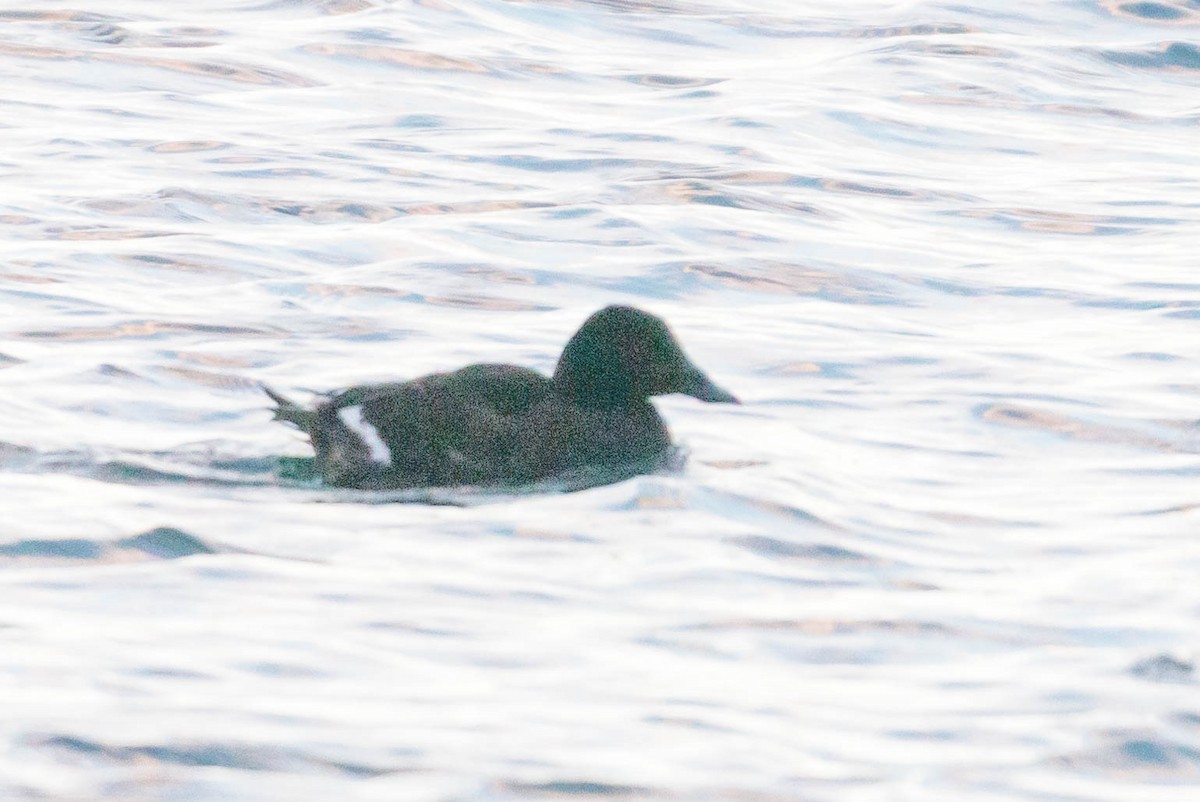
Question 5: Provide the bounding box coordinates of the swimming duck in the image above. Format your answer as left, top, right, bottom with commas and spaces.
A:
264, 305, 738, 489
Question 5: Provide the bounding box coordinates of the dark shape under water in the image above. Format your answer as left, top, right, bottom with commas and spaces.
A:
265, 305, 738, 490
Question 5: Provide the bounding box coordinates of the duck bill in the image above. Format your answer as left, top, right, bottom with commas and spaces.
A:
682, 366, 739, 404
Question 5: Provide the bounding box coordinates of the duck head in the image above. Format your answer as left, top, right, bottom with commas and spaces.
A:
552, 305, 739, 407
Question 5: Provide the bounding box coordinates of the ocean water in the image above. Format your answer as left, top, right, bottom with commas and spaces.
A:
1, 0, 1198, 799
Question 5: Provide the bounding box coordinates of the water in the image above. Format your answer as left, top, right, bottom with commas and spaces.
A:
1, 0, 1198, 799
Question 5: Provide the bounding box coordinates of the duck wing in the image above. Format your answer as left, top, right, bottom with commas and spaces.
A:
330, 364, 558, 487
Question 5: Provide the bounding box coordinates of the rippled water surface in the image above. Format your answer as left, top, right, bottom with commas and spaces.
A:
2, 0, 1198, 799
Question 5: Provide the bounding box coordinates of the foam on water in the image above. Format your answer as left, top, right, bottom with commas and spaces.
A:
1, 0, 1198, 800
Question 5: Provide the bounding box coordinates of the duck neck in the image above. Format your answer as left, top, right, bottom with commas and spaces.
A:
552, 361, 641, 409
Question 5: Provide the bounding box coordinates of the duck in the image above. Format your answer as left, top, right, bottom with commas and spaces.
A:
264, 305, 738, 490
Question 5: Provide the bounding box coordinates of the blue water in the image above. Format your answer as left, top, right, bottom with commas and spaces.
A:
1, 1, 1198, 799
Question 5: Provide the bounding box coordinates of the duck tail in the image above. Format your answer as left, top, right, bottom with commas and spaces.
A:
262, 384, 318, 433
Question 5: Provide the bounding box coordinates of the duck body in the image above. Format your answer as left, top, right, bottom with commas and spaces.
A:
266, 306, 737, 490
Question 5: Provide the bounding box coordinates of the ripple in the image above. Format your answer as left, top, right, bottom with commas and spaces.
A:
681, 618, 954, 636
411, 198, 559, 215
847, 22, 976, 38
146, 140, 230, 153
0, 10, 114, 22
1054, 732, 1200, 780
674, 261, 903, 303
979, 404, 1189, 453
158, 366, 260, 391
253, 0, 379, 14
0, 527, 213, 566
0, 538, 102, 561
634, 177, 827, 216
0, 42, 318, 86
500, 780, 653, 798
34, 735, 395, 777
577, 0, 699, 14
87, 187, 558, 224
77, 22, 132, 45
1098, 41, 1200, 71
118, 527, 216, 558
419, 294, 554, 312
38, 225, 180, 241
17, 320, 282, 341
112, 253, 245, 278
1103, 0, 1200, 24
952, 207, 1165, 235
621, 73, 722, 88
729, 535, 880, 564
479, 154, 648, 173
302, 43, 490, 73
880, 41, 1015, 59
1131, 654, 1196, 684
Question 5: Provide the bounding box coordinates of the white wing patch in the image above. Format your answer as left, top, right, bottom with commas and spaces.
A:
337, 405, 392, 465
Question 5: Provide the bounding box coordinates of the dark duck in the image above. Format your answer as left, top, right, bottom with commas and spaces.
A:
265, 305, 738, 490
